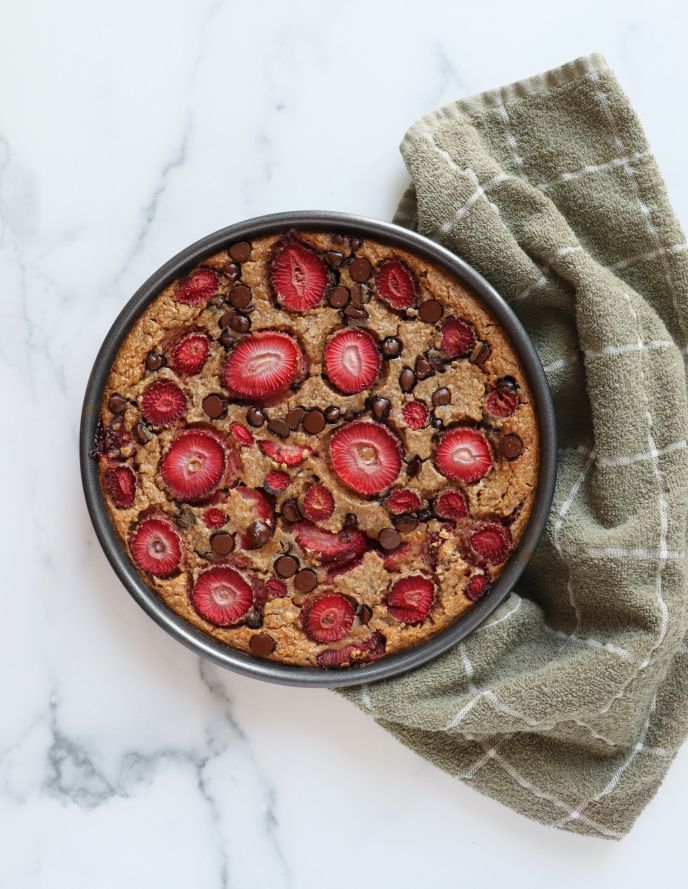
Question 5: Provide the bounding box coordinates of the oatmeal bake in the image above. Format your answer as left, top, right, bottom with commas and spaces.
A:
94, 230, 539, 668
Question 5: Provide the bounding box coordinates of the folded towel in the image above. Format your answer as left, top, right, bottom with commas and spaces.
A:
340, 54, 688, 839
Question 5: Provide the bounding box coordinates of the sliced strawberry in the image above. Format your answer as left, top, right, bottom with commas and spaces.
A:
171, 331, 210, 376
223, 331, 303, 400
129, 516, 181, 577
236, 486, 273, 523
329, 421, 402, 495
486, 383, 519, 418
375, 259, 417, 310
175, 267, 219, 306
190, 567, 253, 626
440, 316, 476, 357
141, 380, 186, 425
259, 440, 312, 467
465, 574, 491, 601
266, 577, 288, 598
202, 507, 226, 529
302, 484, 335, 522
316, 632, 386, 668
270, 239, 328, 311
103, 465, 136, 509
302, 593, 354, 642
323, 329, 381, 394
470, 522, 512, 564
386, 488, 423, 514
264, 470, 290, 495
230, 422, 254, 446
295, 522, 367, 565
402, 400, 428, 430
434, 427, 492, 483
383, 541, 412, 571
387, 575, 435, 623
435, 489, 468, 520
161, 429, 226, 501
325, 555, 364, 579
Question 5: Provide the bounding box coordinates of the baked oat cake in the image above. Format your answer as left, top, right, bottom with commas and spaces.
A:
94, 230, 539, 668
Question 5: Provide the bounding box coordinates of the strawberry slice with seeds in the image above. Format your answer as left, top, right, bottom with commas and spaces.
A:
141, 380, 187, 426
175, 267, 220, 306
259, 440, 311, 467
486, 384, 519, 418
302, 484, 335, 522
190, 567, 253, 626
171, 331, 210, 376
223, 331, 303, 400
264, 470, 290, 495
202, 507, 226, 529
329, 421, 402, 495
465, 574, 491, 601
375, 259, 417, 310
161, 429, 226, 501
270, 240, 328, 311
104, 465, 136, 509
440, 316, 476, 357
470, 522, 512, 564
434, 427, 492, 483
402, 400, 428, 430
236, 486, 273, 523
229, 422, 254, 446
435, 489, 468, 520
129, 516, 181, 577
302, 593, 354, 642
295, 522, 366, 565
386, 488, 423, 514
387, 575, 435, 623
324, 329, 381, 394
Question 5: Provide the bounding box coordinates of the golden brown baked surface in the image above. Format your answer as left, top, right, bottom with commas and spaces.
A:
96, 230, 539, 668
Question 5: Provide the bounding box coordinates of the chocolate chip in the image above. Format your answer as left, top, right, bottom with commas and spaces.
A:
229, 241, 252, 263
427, 349, 446, 372
286, 407, 304, 430
303, 409, 326, 434
349, 257, 372, 282
219, 329, 236, 349
399, 367, 416, 392
344, 512, 358, 529
176, 505, 196, 529
230, 284, 252, 309
203, 394, 226, 419
268, 418, 290, 439
500, 433, 524, 460
247, 407, 266, 428
419, 299, 444, 323
223, 262, 241, 281
432, 387, 451, 407
430, 416, 443, 429
145, 351, 165, 371
407, 455, 422, 478
359, 604, 372, 625
220, 310, 234, 329
246, 521, 271, 548
382, 336, 403, 359
324, 405, 341, 424
275, 554, 299, 578
471, 342, 491, 367
370, 397, 391, 419
325, 250, 344, 267
393, 514, 418, 533
417, 509, 433, 523
249, 633, 276, 656
379, 528, 402, 550
134, 421, 151, 444
282, 498, 301, 523
350, 238, 362, 250
498, 375, 519, 391
245, 611, 264, 630
294, 568, 318, 592
343, 304, 368, 320
350, 283, 369, 306
230, 313, 251, 333
211, 531, 235, 555
328, 286, 350, 308
332, 234, 345, 245
415, 355, 433, 380
108, 394, 126, 414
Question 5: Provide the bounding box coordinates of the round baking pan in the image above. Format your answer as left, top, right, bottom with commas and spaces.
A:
80, 211, 557, 688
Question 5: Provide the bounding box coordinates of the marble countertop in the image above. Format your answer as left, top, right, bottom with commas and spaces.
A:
3, 0, 687, 885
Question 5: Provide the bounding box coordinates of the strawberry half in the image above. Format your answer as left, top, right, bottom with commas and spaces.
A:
202, 507, 226, 529
465, 574, 491, 601
270, 240, 328, 311
302, 593, 354, 642
323, 329, 381, 394
129, 516, 181, 577
302, 484, 335, 522
223, 331, 303, 400
329, 421, 402, 495
434, 427, 492, 483
104, 465, 136, 509
229, 422, 254, 446
486, 383, 519, 418
470, 522, 512, 564
375, 259, 417, 310
161, 429, 226, 501
387, 575, 435, 623
435, 489, 468, 520
386, 488, 423, 514
175, 267, 219, 306
440, 316, 476, 358
141, 380, 187, 426
171, 331, 210, 376
402, 400, 428, 430
264, 470, 291, 495
266, 578, 288, 598
295, 522, 367, 565
259, 440, 312, 467
316, 631, 386, 668
190, 567, 253, 626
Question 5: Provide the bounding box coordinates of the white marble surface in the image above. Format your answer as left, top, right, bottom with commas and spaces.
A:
2, 0, 687, 885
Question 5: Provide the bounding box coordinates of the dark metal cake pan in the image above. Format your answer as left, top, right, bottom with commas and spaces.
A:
80, 211, 557, 689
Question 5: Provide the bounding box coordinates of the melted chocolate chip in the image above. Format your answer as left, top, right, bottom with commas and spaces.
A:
230, 313, 251, 333
219, 329, 236, 349
472, 342, 491, 367
332, 234, 345, 245
419, 299, 444, 323
343, 304, 368, 320
246, 407, 266, 428
399, 367, 416, 392
286, 407, 305, 430
325, 250, 344, 267
430, 416, 443, 429
432, 387, 451, 407
344, 512, 358, 529
393, 514, 418, 533
134, 421, 151, 444
350, 283, 369, 306
350, 238, 362, 250
407, 455, 422, 478
203, 394, 226, 419
268, 418, 290, 439
211, 531, 235, 555
370, 397, 391, 419
275, 554, 299, 578
230, 284, 252, 308
245, 611, 264, 630
500, 433, 524, 460
303, 410, 326, 434
249, 633, 276, 656
349, 257, 372, 282
294, 568, 318, 593
427, 350, 446, 372
359, 604, 373, 625
328, 286, 350, 308
145, 351, 165, 371
176, 505, 196, 529
108, 394, 126, 414
381, 336, 403, 359
246, 521, 271, 548
282, 498, 301, 523
324, 405, 341, 424
379, 528, 402, 550
219, 310, 234, 329
223, 262, 241, 281
415, 355, 433, 380
229, 241, 252, 263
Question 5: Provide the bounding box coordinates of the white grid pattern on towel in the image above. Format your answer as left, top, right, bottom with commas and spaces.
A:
608, 241, 688, 272
534, 150, 651, 192
542, 339, 677, 375
495, 90, 528, 180
597, 439, 687, 467
440, 171, 507, 233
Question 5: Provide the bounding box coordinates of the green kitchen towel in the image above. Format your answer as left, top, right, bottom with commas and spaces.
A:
340, 53, 688, 839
